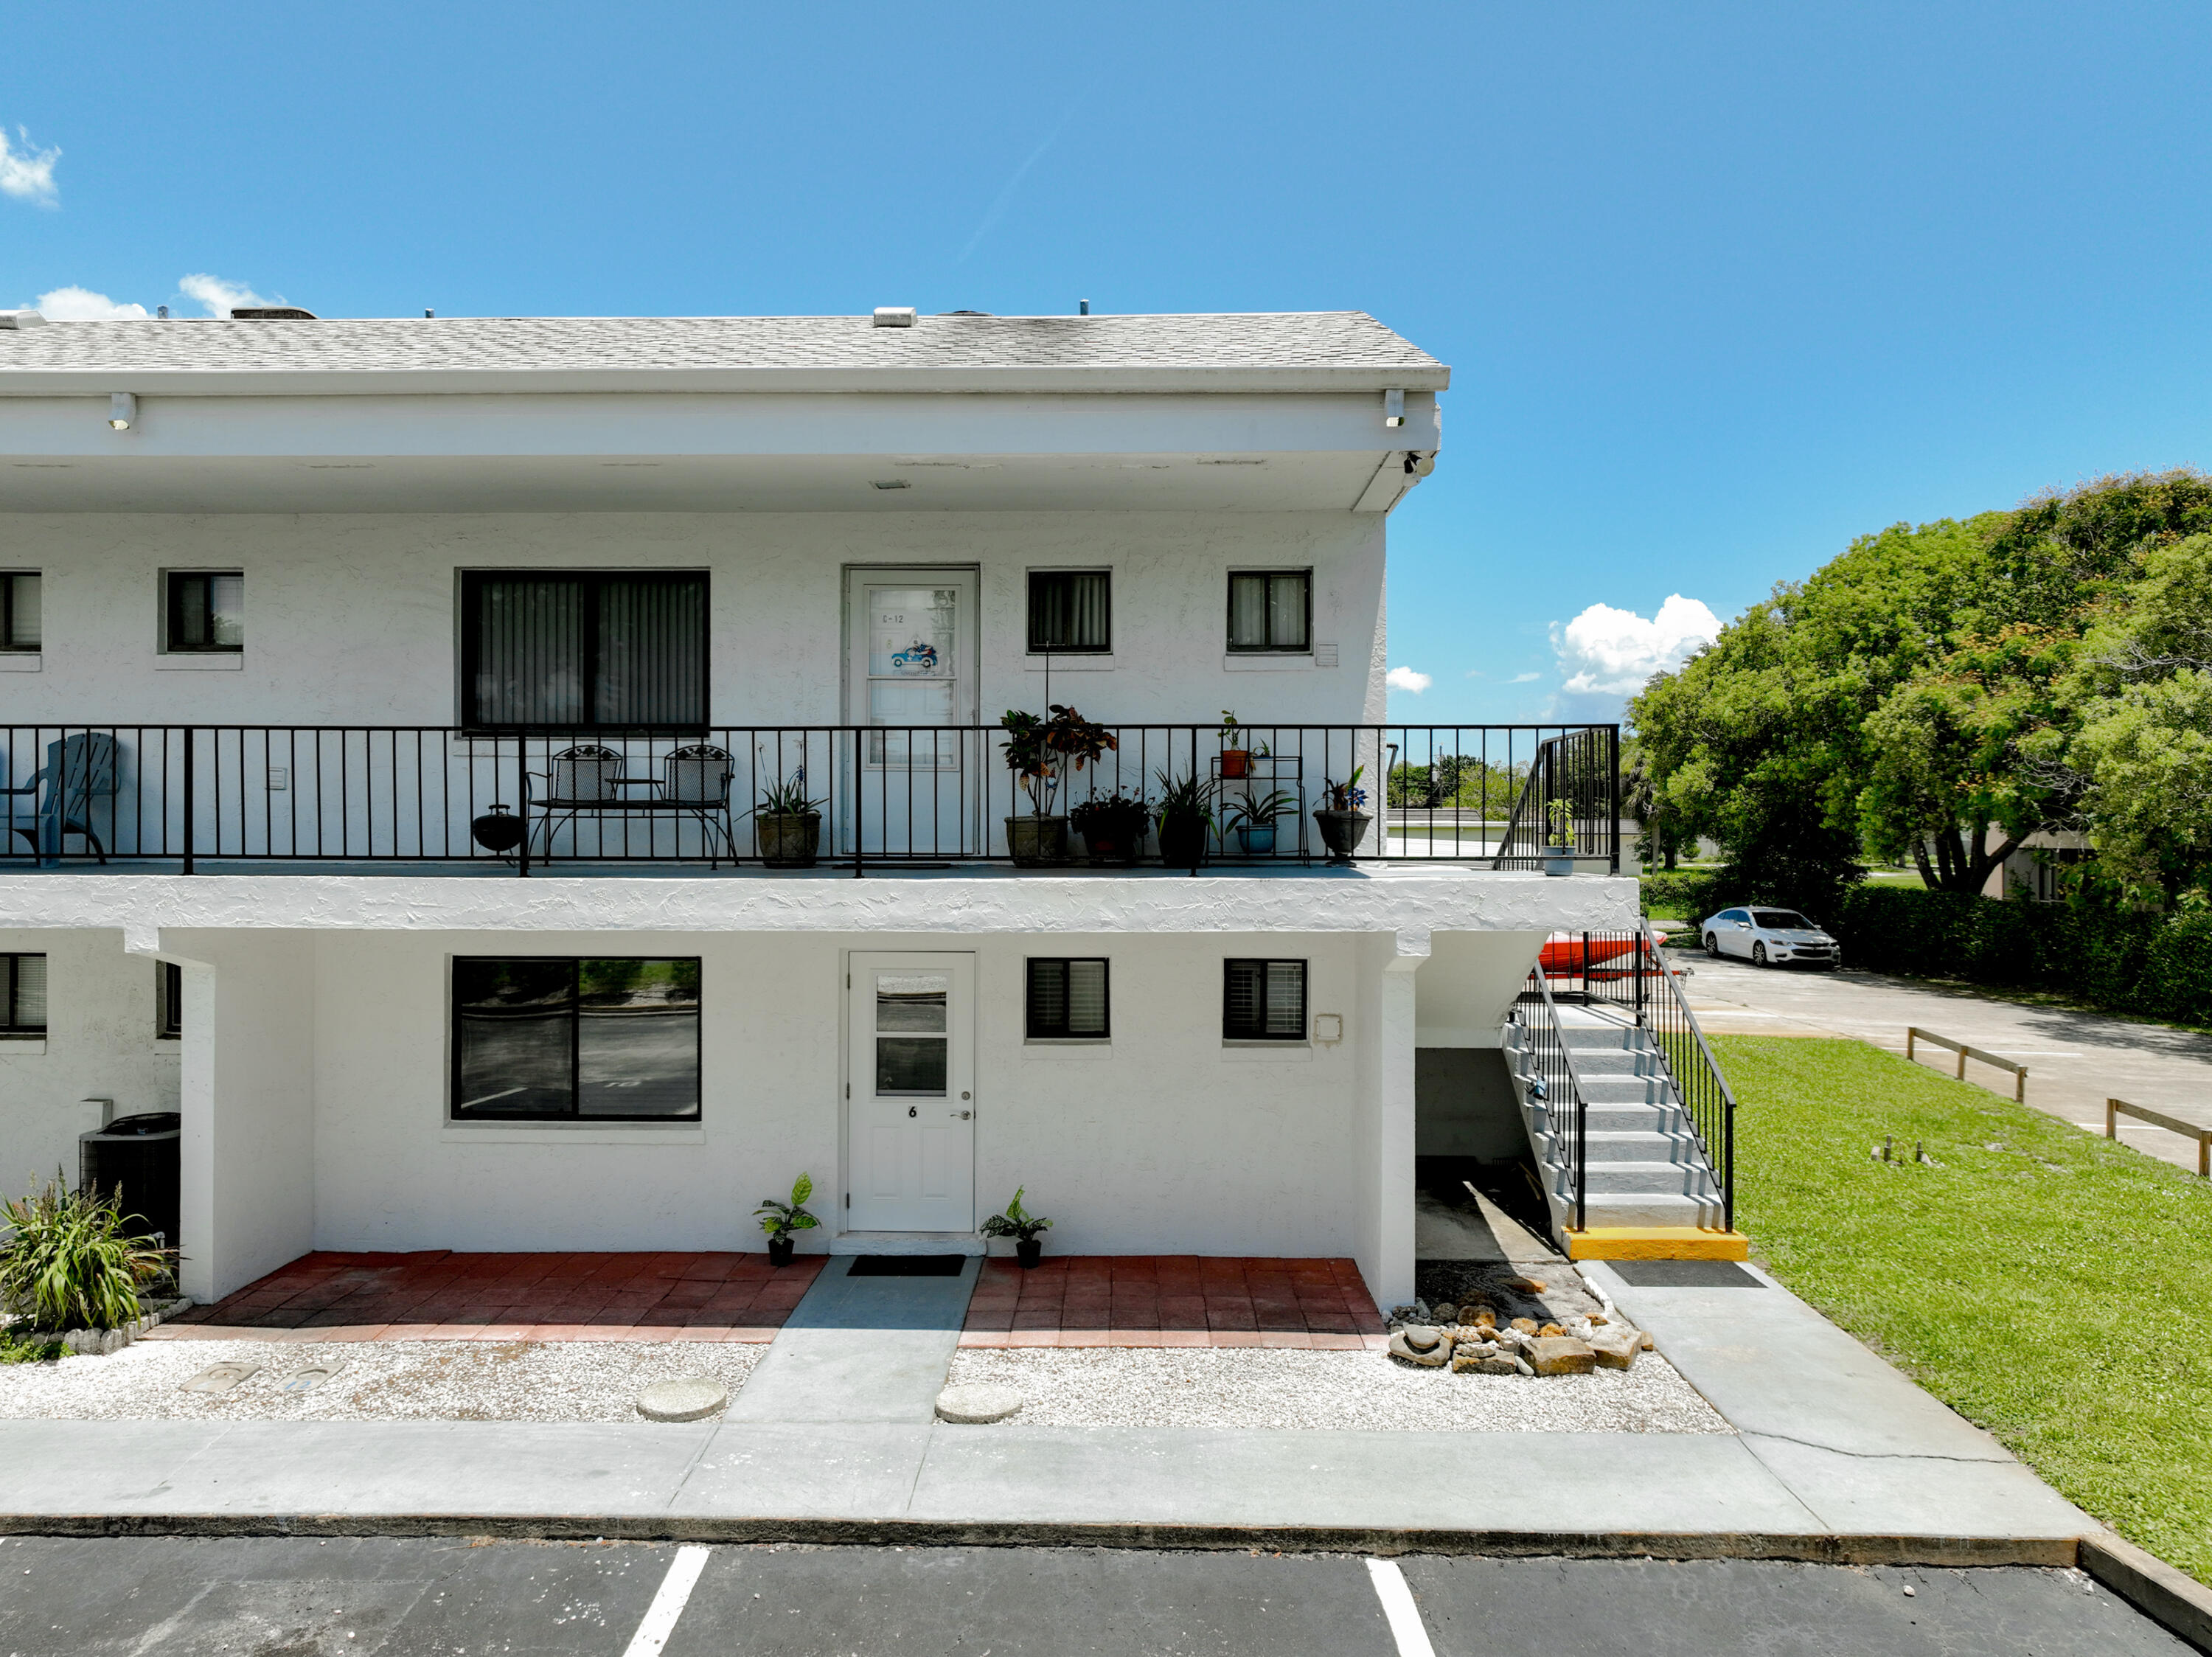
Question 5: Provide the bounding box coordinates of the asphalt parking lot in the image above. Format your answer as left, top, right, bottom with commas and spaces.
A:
0, 1535, 2191, 1656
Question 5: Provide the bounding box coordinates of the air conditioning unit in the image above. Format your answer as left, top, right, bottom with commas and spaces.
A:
79, 1111, 181, 1246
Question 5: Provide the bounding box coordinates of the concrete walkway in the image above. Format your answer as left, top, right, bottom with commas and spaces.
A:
1677, 953, 2212, 1174
0, 1260, 2090, 1561
726, 1256, 976, 1425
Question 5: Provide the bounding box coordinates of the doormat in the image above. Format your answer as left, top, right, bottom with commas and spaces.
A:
846, 1255, 966, 1277
1607, 1260, 1764, 1288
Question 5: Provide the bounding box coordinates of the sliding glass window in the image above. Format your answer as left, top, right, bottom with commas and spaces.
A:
451, 956, 701, 1121
1027, 570, 1111, 653
461, 571, 707, 730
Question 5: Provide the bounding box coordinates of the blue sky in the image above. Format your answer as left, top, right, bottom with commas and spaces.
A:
6, 2, 2208, 725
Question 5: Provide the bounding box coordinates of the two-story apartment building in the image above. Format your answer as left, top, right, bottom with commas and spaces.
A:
0, 305, 1637, 1310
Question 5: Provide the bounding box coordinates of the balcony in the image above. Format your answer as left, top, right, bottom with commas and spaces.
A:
1, 723, 1620, 878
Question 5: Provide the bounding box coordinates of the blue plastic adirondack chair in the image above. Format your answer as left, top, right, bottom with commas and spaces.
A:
3, 733, 119, 865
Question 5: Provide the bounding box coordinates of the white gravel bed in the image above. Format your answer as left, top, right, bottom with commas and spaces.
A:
945, 1346, 1732, 1433
0, 1339, 765, 1423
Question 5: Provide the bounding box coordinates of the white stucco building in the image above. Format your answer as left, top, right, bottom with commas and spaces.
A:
0, 305, 1634, 1308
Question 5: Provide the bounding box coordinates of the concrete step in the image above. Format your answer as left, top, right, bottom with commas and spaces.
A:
1576, 1191, 1727, 1229
1582, 1160, 1718, 1196
1577, 1074, 1671, 1102
1582, 1130, 1702, 1164
1584, 1102, 1677, 1133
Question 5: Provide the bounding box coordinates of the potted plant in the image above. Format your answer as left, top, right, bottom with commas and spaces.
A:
1217, 711, 1253, 779
0, 1177, 170, 1348
754, 1173, 820, 1266
1152, 767, 1216, 871
1543, 796, 1577, 877
1001, 705, 1118, 867
753, 771, 824, 868
1221, 788, 1296, 858
980, 1187, 1054, 1268
1314, 766, 1371, 865
1070, 791, 1150, 866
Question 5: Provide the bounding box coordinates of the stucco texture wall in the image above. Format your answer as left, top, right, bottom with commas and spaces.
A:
0, 510, 1384, 728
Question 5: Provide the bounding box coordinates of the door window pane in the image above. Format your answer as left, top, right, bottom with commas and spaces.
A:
1026, 958, 1109, 1038
1, 574, 39, 651
875, 971, 948, 1091
577, 958, 701, 1118
875, 1037, 948, 1094
1223, 958, 1307, 1040
165, 572, 244, 652
1027, 572, 1111, 653
1226, 571, 1310, 652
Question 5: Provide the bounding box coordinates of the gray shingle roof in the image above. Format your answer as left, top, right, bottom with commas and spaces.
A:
0, 310, 1447, 395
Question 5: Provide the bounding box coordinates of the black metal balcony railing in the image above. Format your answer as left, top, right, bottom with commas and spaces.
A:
1, 723, 1619, 875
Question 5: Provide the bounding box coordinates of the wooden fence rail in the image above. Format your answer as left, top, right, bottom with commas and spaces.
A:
1905, 1026, 2028, 1102
2107, 1097, 2212, 1178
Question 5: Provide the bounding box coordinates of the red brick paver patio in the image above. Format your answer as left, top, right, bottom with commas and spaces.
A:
147, 1251, 828, 1344
957, 1255, 1390, 1349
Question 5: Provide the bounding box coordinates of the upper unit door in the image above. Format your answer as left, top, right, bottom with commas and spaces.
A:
846, 952, 976, 1232
842, 569, 982, 857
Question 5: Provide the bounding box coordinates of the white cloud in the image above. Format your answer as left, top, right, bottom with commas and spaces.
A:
0, 127, 60, 205
35, 285, 149, 321
1385, 665, 1433, 694
178, 272, 269, 318
1552, 594, 1719, 698
1509, 671, 1540, 684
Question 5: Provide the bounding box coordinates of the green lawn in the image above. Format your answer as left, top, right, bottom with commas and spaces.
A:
1716, 1035, 2212, 1582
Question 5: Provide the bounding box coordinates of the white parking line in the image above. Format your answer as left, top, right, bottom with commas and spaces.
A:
1365, 1557, 1438, 1657
622, 1544, 712, 1657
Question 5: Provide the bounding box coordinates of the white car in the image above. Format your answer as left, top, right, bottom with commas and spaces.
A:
1700, 906, 1841, 969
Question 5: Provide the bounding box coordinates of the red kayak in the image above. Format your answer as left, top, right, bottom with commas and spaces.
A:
1538, 933, 1668, 975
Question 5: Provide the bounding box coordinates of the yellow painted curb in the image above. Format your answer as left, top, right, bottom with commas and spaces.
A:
1565, 1228, 1752, 1261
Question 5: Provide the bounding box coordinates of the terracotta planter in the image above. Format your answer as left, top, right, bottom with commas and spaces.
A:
1219, 749, 1252, 779
1006, 814, 1071, 867
1157, 815, 1209, 870
767, 1235, 796, 1267
1313, 809, 1371, 866
755, 812, 821, 868
1015, 1238, 1043, 1269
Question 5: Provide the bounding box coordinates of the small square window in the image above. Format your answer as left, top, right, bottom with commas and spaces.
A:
1, 953, 46, 1037
1, 574, 40, 651
156, 961, 182, 1041
1027, 571, 1111, 653
1026, 958, 1110, 1039
164, 571, 244, 653
1223, 958, 1306, 1041
1227, 571, 1310, 652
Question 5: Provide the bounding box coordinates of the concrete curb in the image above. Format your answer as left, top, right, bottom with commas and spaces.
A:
0, 1512, 2082, 1565
2079, 1531, 2212, 1654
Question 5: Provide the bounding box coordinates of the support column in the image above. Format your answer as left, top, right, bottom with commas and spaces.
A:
161, 932, 317, 1304
1354, 927, 1426, 1310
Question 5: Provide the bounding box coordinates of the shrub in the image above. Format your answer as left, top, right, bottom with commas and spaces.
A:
0, 1178, 170, 1332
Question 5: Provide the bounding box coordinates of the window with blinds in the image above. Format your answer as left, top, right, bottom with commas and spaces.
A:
461, 572, 707, 729
1026, 958, 1110, 1039
1, 953, 46, 1037
1226, 570, 1311, 653
1222, 958, 1307, 1041
1, 573, 39, 651
164, 571, 244, 652
1027, 570, 1111, 653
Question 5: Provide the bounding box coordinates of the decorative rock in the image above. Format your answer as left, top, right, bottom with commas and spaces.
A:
1400, 1324, 1444, 1354
935, 1383, 1024, 1424
1587, 1313, 1610, 1327
636, 1375, 728, 1422
1388, 1304, 1422, 1324
1641, 1332, 1656, 1351
1587, 1328, 1644, 1370
181, 1361, 260, 1394
1478, 1356, 1523, 1375
1388, 1330, 1450, 1368
1537, 1322, 1566, 1338
60, 1327, 133, 1356
1514, 1357, 1535, 1376
1508, 1276, 1548, 1293
1526, 1336, 1597, 1376
1509, 1317, 1539, 1335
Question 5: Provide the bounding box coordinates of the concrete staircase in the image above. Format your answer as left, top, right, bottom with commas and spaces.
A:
1505, 1010, 1726, 1240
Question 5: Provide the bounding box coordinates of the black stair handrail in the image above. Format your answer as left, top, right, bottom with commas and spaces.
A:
1512, 962, 1592, 1234
1632, 916, 1736, 1231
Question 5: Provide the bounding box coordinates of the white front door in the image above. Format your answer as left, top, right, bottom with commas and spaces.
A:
846, 952, 975, 1232
842, 568, 983, 858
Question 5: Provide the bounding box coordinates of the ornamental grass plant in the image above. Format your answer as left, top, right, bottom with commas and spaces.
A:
0, 1177, 170, 1333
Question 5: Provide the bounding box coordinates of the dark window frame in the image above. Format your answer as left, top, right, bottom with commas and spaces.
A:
164, 570, 244, 653
1024, 956, 1111, 1040
1225, 569, 1312, 653
1222, 957, 1308, 1042
1, 953, 46, 1037
449, 954, 703, 1123
458, 569, 711, 733
1026, 569, 1113, 655
0, 572, 38, 652
156, 961, 181, 1041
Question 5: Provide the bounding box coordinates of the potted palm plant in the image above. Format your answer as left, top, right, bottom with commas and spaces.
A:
1071, 790, 1150, 866
1221, 788, 1296, 858
1314, 766, 1371, 865
754, 1173, 820, 1265
980, 1187, 1054, 1268
753, 771, 824, 868
1153, 767, 1215, 871
1543, 796, 1578, 876
1001, 705, 1118, 866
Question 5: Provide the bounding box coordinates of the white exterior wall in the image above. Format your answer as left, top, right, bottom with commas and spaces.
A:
0, 510, 1383, 727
